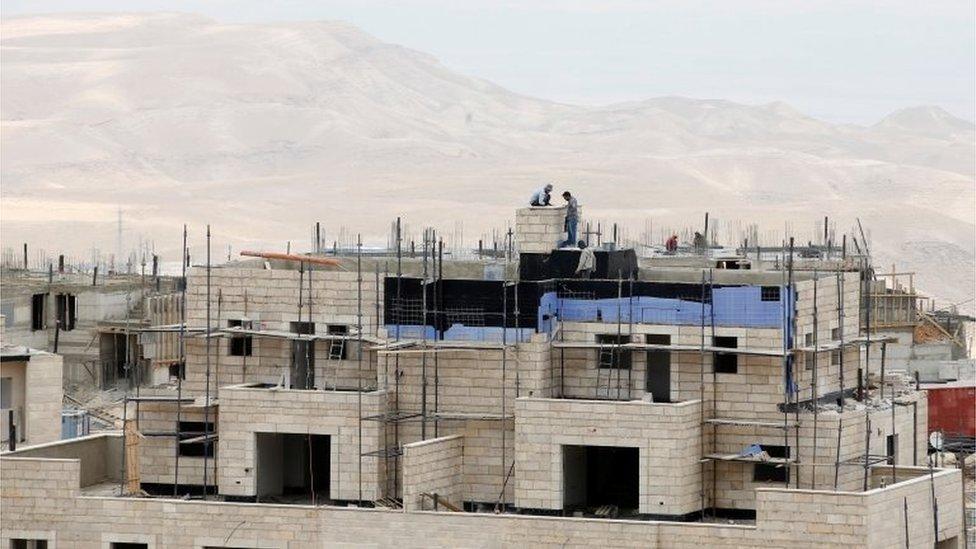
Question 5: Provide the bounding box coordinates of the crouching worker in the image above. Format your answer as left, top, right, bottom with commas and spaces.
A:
530, 184, 553, 206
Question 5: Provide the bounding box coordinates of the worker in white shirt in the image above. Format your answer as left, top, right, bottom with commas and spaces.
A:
529, 184, 553, 206
575, 240, 595, 278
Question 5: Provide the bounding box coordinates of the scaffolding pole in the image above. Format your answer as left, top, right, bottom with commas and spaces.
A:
202, 224, 212, 500
174, 224, 186, 496
357, 234, 364, 505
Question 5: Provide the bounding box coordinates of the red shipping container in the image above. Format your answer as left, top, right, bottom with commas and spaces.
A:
925, 383, 976, 438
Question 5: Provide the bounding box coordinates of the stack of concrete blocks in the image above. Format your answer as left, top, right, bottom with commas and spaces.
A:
516, 205, 579, 254
402, 434, 464, 511
514, 398, 702, 515
217, 384, 388, 501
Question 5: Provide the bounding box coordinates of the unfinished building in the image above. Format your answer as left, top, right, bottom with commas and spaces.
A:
0, 266, 180, 393
0, 206, 970, 548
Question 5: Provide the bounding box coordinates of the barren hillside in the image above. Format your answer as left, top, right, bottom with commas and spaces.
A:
1, 13, 973, 310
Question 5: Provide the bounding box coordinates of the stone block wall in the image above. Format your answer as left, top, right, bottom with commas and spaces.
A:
25, 352, 62, 445
514, 397, 702, 515
402, 434, 464, 511
711, 393, 927, 510
516, 205, 578, 254
182, 265, 383, 396
217, 384, 386, 501
136, 401, 215, 487
0, 439, 966, 548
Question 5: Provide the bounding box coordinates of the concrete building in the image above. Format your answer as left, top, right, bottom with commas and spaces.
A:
0, 207, 970, 547
1, 343, 63, 449
0, 269, 180, 390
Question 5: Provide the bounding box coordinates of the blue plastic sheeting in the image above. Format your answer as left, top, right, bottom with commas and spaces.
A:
385, 324, 437, 340
538, 291, 559, 334
385, 324, 532, 343
61, 411, 89, 440
552, 286, 794, 329
443, 324, 533, 343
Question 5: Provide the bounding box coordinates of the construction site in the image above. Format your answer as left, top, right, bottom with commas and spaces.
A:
1, 202, 974, 548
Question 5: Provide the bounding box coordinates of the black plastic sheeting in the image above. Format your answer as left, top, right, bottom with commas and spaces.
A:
519, 249, 638, 281
384, 277, 543, 330
384, 277, 729, 331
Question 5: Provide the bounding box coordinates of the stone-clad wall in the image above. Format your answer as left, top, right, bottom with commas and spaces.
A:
402, 434, 464, 511
516, 205, 578, 254
514, 397, 702, 515
137, 402, 215, 487
557, 321, 785, 418
2, 442, 963, 548
183, 266, 383, 396
711, 393, 927, 510
217, 384, 386, 501
25, 352, 63, 445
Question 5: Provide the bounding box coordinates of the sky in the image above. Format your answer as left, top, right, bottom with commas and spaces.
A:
2, 0, 974, 124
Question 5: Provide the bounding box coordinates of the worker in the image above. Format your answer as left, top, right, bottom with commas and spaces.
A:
561, 191, 579, 247
693, 231, 706, 254
576, 240, 595, 278
665, 234, 678, 254
529, 184, 553, 206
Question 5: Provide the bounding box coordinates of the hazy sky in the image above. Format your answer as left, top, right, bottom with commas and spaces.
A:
3, 0, 974, 123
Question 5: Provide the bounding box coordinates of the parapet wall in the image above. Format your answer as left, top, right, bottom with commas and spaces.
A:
1, 439, 964, 548
402, 434, 464, 511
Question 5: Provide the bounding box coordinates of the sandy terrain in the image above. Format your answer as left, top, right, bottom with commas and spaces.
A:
1, 13, 973, 310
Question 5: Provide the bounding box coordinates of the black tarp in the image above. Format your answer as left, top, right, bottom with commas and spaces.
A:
519, 249, 638, 281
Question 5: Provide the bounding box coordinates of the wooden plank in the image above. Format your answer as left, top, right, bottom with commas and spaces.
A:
124, 419, 140, 495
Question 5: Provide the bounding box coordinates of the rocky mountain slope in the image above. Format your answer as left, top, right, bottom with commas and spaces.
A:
2, 13, 973, 310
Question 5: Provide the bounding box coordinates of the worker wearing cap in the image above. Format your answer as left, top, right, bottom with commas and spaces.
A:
529, 184, 553, 206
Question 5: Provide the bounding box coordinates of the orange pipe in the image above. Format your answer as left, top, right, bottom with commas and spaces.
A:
239, 250, 342, 266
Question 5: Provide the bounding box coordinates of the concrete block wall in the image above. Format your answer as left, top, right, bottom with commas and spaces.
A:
217, 384, 386, 501
793, 271, 862, 398
710, 393, 927, 510
24, 352, 63, 445
142, 292, 182, 384
402, 434, 464, 511
516, 205, 577, 254
514, 397, 702, 515
0, 440, 966, 548
136, 401, 215, 487
557, 321, 786, 418
755, 467, 963, 548
183, 336, 377, 397
1, 285, 138, 387
183, 266, 382, 397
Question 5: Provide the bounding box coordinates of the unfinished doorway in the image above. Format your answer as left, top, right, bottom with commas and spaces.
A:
563, 445, 639, 514
255, 433, 330, 503
100, 333, 136, 387
645, 334, 671, 402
